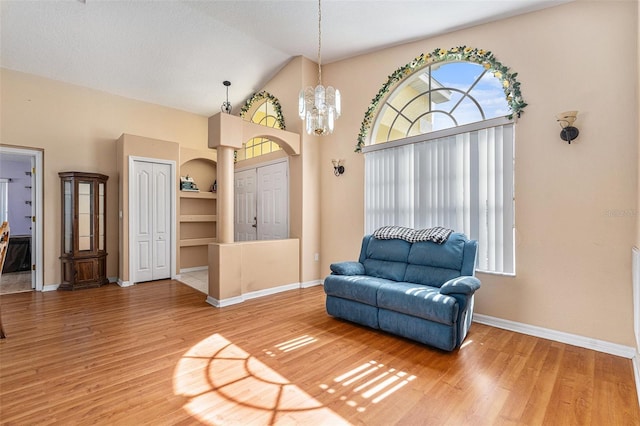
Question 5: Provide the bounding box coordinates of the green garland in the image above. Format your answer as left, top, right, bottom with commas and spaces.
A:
356, 46, 527, 152
239, 90, 286, 130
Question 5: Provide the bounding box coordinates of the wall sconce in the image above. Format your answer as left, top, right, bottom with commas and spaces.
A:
556, 110, 579, 144
332, 159, 345, 176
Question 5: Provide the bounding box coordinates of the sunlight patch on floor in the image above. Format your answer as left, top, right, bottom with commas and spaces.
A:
319, 360, 417, 412
263, 334, 319, 357
275, 335, 318, 352
173, 333, 350, 425
460, 339, 474, 349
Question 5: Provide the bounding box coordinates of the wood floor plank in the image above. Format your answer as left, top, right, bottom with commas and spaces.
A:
1, 280, 638, 425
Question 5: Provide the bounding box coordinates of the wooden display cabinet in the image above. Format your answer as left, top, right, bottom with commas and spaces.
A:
59, 171, 108, 290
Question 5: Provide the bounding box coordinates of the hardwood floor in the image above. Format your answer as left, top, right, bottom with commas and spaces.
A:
0, 280, 638, 425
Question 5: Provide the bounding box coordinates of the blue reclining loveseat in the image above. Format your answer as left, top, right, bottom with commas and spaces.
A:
324, 231, 480, 351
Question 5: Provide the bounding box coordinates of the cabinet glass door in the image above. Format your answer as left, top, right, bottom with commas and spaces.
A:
78, 181, 93, 251
64, 180, 72, 253
98, 182, 105, 251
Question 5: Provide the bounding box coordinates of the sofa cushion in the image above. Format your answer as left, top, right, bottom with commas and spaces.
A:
377, 282, 459, 325
363, 238, 411, 281
366, 237, 412, 262
403, 265, 461, 288
324, 274, 393, 306
378, 309, 456, 351
330, 261, 365, 276
326, 296, 379, 329
407, 234, 466, 270
362, 259, 407, 282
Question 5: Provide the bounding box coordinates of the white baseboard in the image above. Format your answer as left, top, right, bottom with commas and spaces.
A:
301, 280, 323, 288
474, 313, 636, 359
206, 282, 302, 308
206, 295, 244, 308
117, 279, 134, 288
180, 266, 208, 274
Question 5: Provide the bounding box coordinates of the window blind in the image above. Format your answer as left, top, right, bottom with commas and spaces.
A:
364, 122, 515, 274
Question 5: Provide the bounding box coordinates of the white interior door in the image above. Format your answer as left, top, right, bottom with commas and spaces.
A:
133, 160, 171, 282
257, 162, 288, 240
234, 169, 257, 241
235, 160, 288, 242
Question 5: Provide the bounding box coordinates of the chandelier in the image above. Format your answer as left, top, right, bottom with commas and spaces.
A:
298, 0, 341, 136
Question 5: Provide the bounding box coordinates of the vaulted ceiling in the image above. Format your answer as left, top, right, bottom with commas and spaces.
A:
0, 0, 570, 117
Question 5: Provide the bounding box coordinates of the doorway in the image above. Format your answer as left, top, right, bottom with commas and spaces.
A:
235, 159, 288, 241
129, 157, 175, 284
0, 146, 43, 293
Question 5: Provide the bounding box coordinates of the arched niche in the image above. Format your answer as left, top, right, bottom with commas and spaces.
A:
179, 147, 217, 191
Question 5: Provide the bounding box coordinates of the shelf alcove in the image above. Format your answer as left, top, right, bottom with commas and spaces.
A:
179, 149, 217, 271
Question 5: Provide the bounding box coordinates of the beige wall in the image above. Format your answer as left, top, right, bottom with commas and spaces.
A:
208, 239, 300, 301
1, 69, 208, 286
633, 0, 640, 353
637, 0, 640, 249
320, 1, 639, 346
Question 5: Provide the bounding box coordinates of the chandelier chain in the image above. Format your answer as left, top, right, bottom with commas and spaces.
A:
298, 0, 340, 136
317, 0, 322, 85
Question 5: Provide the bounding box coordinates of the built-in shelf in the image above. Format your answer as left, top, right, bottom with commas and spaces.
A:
180, 214, 217, 223
180, 191, 217, 199
179, 157, 217, 270
180, 237, 218, 247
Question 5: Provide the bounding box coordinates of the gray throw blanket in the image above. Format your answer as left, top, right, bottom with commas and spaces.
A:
373, 225, 453, 244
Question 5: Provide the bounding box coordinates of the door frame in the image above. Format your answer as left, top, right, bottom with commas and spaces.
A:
128, 156, 177, 285
0, 145, 43, 291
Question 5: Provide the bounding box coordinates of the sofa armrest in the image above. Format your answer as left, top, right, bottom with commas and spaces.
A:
440, 276, 481, 295
330, 261, 365, 276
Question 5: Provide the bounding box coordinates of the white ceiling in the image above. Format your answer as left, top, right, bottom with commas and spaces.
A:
1, 0, 570, 117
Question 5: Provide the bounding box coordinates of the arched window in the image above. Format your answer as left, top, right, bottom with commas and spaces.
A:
238, 91, 285, 161
371, 61, 509, 143
362, 47, 526, 275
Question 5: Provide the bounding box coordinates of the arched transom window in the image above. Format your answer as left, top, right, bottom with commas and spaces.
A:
372, 61, 510, 144
238, 91, 285, 161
